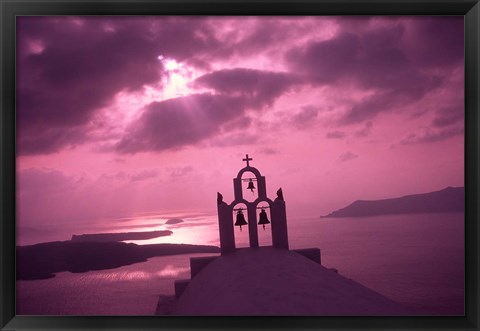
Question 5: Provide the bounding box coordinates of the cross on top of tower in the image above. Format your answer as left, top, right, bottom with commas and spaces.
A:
242, 154, 253, 167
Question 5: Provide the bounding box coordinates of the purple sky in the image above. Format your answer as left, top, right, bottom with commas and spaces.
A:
16, 16, 464, 242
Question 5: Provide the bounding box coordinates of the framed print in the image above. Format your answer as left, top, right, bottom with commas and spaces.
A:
1, 0, 479, 330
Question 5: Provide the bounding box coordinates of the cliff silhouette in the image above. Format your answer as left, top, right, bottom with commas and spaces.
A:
323, 186, 464, 218
17, 241, 219, 280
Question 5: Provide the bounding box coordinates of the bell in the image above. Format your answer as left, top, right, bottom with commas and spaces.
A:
247, 179, 255, 192
234, 210, 248, 231
258, 208, 270, 230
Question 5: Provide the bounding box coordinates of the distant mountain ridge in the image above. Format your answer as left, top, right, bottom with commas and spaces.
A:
322, 187, 464, 218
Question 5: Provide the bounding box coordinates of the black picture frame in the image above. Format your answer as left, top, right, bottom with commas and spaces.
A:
1, 1, 479, 330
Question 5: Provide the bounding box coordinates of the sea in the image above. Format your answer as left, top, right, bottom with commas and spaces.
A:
16, 212, 464, 316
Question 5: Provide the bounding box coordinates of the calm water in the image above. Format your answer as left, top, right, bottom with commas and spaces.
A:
16, 212, 464, 315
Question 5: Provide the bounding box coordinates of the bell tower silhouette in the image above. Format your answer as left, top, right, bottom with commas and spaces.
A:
217, 154, 289, 254
172, 157, 319, 299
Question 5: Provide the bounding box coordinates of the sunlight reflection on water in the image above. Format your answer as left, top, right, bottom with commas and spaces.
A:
81, 265, 191, 281
156, 265, 191, 277
124, 217, 220, 246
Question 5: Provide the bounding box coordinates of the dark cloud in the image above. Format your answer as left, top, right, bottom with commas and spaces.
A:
432, 106, 463, 128
326, 131, 347, 139
98, 171, 129, 182
236, 19, 292, 52
399, 127, 463, 145
340, 91, 403, 125
17, 168, 76, 193
95, 169, 162, 183
116, 94, 248, 153
17, 16, 220, 155
17, 17, 464, 155
167, 166, 194, 178
17, 126, 86, 155
203, 18, 286, 60
287, 32, 357, 85
257, 147, 279, 155
286, 20, 457, 125
221, 116, 252, 132
200, 17, 335, 63
130, 169, 159, 182
338, 151, 358, 162
194, 68, 301, 108
355, 121, 373, 137
334, 17, 376, 32
291, 105, 319, 128
404, 17, 464, 68
289, 18, 461, 88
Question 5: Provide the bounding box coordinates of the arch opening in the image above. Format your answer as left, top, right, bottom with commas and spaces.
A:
240, 171, 258, 203
232, 202, 249, 248
256, 201, 273, 247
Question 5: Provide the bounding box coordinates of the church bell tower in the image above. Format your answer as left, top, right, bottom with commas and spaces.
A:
216, 155, 289, 254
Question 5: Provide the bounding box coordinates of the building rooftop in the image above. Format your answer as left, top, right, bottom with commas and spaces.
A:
172, 247, 410, 315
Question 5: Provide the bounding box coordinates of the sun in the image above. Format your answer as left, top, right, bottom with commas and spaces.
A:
157, 55, 197, 99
